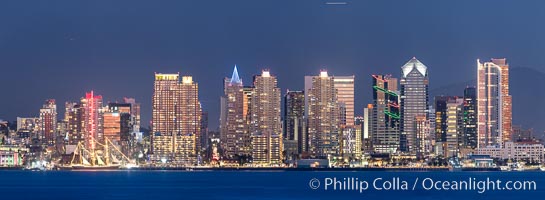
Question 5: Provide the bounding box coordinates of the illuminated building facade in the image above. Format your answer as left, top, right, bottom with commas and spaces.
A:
445, 98, 464, 157
250, 70, 282, 164
251, 132, 281, 165
152, 73, 202, 163
283, 90, 305, 154
200, 111, 209, 151
415, 115, 432, 157
123, 97, 141, 132
81, 91, 103, 150
65, 102, 84, 145
103, 112, 122, 142
220, 66, 250, 159
103, 103, 132, 147
463, 87, 477, 149
477, 58, 512, 147
333, 76, 355, 128
434, 96, 460, 145
400, 57, 429, 154
179, 76, 202, 153
371, 75, 400, 153
341, 127, 361, 158
16, 117, 40, 133
476, 141, 543, 163
305, 70, 340, 157
40, 99, 57, 145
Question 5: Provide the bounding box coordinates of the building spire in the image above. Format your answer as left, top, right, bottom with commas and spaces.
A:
401, 57, 427, 77
230, 65, 242, 85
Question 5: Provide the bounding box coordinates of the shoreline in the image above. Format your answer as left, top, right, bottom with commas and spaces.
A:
1, 166, 506, 172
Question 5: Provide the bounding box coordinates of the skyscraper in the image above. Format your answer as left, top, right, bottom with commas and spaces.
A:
200, 111, 209, 151
434, 96, 460, 145
104, 102, 135, 155
370, 75, 400, 154
333, 76, 355, 128
220, 66, 250, 159
81, 91, 103, 150
305, 70, 340, 157
179, 76, 202, 154
152, 73, 180, 161
40, 99, 57, 145
123, 97, 141, 132
65, 102, 83, 145
415, 115, 432, 157
400, 57, 429, 154
250, 70, 282, 164
152, 73, 201, 163
477, 58, 512, 147
445, 98, 464, 157
283, 90, 305, 154
463, 87, 477, 149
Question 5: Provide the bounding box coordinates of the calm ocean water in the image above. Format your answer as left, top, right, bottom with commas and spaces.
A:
0, 170, 544, 199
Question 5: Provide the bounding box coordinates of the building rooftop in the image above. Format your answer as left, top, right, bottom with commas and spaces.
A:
401, 57, 427, 77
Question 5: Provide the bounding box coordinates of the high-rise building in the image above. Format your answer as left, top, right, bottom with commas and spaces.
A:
333, 76, 355, 128
103, 111, 122, 143
434, 96, 460, 144
16, 117, 40, 133
251, 132, 281, 165
81, 91, 103, 150
104, 102, 134, 156
415, 115, 432, 157
220, 66, 250, 159
477, 58, 512, 147
341, 127, 361, 158
305, 70, 340, 157
250, 70, 282, 164
427, 105, 436, 152
370, 75, 400, 154
463, 87, 477, 149
200, 111, 209, 150
65, 102, 83, 145
283, 90, 305, 154
400, 57, 429, 154
123, 97, 141, 132
361, 106, 373, 152
40, 99, 57, 145
152, 73, 201, 163
445, 98, 464, 157
179, 76, 202, 153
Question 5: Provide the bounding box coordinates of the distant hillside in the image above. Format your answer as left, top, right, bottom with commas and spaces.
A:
430, 67, 545, 140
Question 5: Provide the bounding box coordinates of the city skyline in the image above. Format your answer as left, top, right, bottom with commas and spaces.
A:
2, 2, 545, 199
3, 1, 545, 133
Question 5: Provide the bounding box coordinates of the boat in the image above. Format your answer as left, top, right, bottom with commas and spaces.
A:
448, 157, 462, 172
72, 164, 120, 170
500, 166, 511, 171
60, 137, 136, 170
540, 166, 545, 171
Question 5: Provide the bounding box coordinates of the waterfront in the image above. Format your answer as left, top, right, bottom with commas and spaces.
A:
0, 171, 544, 200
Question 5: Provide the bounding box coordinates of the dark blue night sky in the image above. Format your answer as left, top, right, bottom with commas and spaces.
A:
1, 0, 545, 130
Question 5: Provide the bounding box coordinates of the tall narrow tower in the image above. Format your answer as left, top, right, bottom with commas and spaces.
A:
305, 70, 340, 157
81, 91, 103, 150
40, 99, 57, 145
250, 70, 282, 164
333, 76, 355, 128
477, 58, 512, 147
152, 73, 201, 163
284, 90, 305, 154
221, 66, 250, 158
371, 75, 400, 153
400, 57, 429, 154
463, 87, 477, 149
